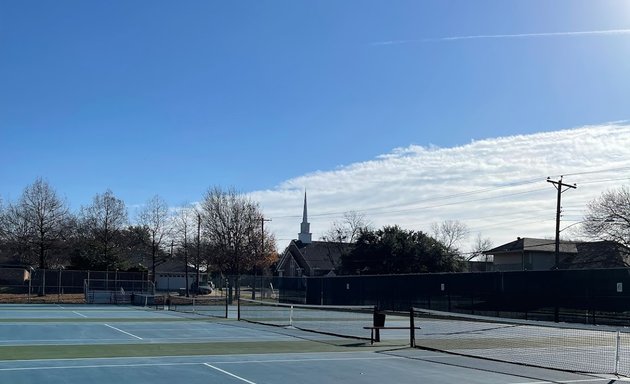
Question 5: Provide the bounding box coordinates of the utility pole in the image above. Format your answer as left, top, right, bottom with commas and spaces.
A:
253, 217, 272, 300
261, 216, 272, 262
184, 230, 189, 297
196, 212, 201, 296
547, 177, 577, 269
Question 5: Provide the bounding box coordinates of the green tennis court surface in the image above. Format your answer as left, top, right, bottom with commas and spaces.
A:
0, 304, 621, 383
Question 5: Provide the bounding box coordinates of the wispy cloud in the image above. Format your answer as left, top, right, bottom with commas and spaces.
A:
372, 28, 630, 46
251, 124, 630, 252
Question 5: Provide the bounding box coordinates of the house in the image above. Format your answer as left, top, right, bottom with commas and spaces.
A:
154, 258, 207, 292
562, 241, 630, 269
484, 238, 575, 271
467, 258, 493, 272
484, 237, 630, 271
0, 265, 31, 287
276, 193, 351, 277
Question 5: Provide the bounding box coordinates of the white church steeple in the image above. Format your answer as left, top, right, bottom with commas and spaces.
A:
298, 191, 312, 244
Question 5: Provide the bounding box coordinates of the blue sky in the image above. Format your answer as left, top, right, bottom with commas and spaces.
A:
2, 1, 630, 249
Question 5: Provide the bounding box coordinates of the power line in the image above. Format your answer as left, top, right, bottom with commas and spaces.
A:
575, 177, 630, 185
272, 184, 546, 220
556, 166, 630, 178
270, 166, 630, 221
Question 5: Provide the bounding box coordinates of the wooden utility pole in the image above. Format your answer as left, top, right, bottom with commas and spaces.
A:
547, 177, 577, 269
261, 216, 272, 261
184, 231, 189, 297
196, 212, 201, 294
253, 216, 271, 300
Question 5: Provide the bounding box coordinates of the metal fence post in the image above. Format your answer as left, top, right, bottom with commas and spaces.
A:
57, 269, 62, 303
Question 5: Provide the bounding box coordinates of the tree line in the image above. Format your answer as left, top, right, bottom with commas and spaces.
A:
0, 178, 278, 283
321, 212, 489, 274
1, 178, 628, 279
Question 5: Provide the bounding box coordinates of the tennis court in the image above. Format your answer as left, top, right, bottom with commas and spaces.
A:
0, 303, 623, 383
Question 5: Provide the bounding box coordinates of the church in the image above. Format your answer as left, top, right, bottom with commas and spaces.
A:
275, 193, 351, 277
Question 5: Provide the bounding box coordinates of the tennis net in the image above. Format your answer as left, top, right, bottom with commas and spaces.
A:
239, 299, 377, 340
168, 295, 228, 318
412, 307, 630, 376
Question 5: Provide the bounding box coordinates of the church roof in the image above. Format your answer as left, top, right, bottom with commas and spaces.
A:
295, 240, 351, 272
277, 240, 352, 275
278, 191, 352, 275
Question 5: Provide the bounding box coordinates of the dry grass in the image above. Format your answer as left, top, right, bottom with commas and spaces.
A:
0, 293, 85, 304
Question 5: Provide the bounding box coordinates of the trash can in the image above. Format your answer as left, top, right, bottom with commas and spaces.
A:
373, 310, 386, 342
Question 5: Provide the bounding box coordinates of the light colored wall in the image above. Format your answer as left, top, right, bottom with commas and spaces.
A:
493, 253, 522, 265
156, 272, 199, 291
531, 252, 555, 270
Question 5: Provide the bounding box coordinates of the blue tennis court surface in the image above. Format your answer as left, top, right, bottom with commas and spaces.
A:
0, 304, 176, 320
0, 304, 623, 383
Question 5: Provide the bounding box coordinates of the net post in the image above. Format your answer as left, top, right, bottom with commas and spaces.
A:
615, 330, 620, 376
373, 306, 381, 343
237, 297, 241, 320
290, 305, 294, 326
409, 307, 416, 348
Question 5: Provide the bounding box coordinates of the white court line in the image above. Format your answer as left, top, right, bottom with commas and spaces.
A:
103, 324, 143, 340
73, 311, 88, 318
0, 356, 398, 372
0, 338, 141, 344
0, 362, 200, 372
0, 350, 384, 363
204, 363, 257, 384
508, 379, 626, 384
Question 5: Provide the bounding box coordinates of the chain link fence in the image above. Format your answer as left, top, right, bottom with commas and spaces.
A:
0, 267, 145, 304
223, 275, 307, 305
6, 266, 630, 326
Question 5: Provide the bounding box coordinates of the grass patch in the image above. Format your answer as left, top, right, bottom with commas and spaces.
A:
0, 340, 359, 360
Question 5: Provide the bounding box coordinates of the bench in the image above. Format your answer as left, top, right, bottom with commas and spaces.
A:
363, 309, 422, 346
363, 325, 421, 345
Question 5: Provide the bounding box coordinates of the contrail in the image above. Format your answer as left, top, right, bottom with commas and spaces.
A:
372, 28, 630, 46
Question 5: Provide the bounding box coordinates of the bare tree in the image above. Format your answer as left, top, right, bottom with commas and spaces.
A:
200, 186, 275, 275
138, 195, 171, 283
173, 204, 196, 295
18, 178, 70, 269
581, 186, 630, 247
431, 220, 469, 255
468, 233, 494, 272
319, 211, 369, 273
0, 197, 4, 242
0, 200, 35, 265
322, 211, 372, 244
78, 189, 128, 269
